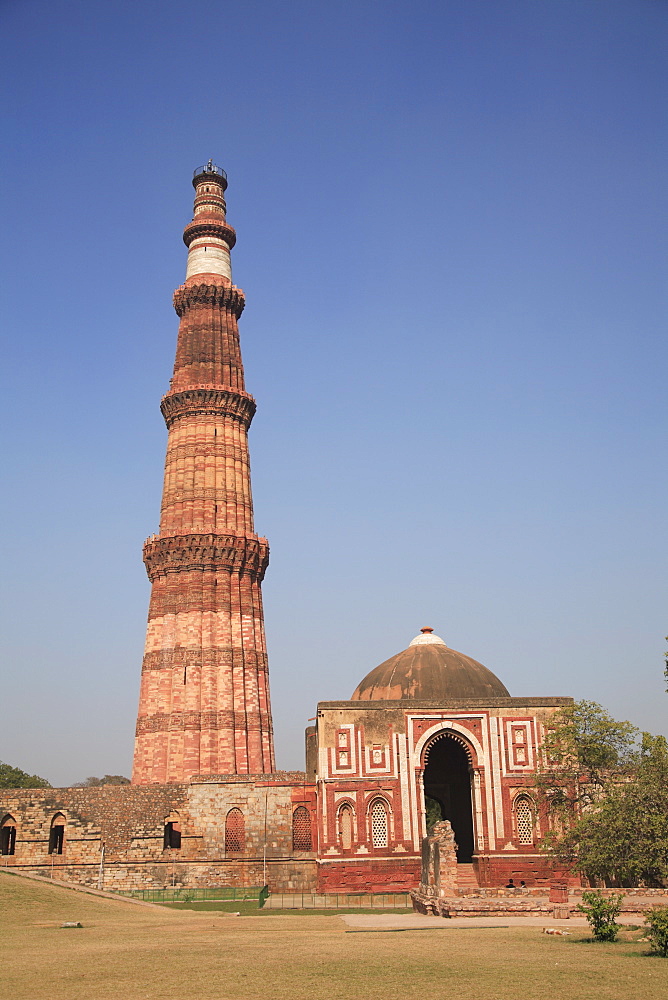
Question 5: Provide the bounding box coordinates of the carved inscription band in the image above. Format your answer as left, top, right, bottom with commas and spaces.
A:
173, 282, 245, 317
183, 218, 237, 249
143, 531, 269, 582
135, 709, 273, 736
160, 386, 256, 427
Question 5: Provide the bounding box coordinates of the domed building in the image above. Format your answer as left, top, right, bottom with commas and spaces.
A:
351, 627, 510, 703
307, 627, 572, 891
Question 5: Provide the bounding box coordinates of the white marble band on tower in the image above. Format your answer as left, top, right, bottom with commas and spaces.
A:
186, 236, 232, 281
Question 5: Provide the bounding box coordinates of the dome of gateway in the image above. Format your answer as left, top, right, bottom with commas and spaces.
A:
350, 627, 510, 702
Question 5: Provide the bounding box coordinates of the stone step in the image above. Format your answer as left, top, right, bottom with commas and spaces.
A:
456, 863, 480, 888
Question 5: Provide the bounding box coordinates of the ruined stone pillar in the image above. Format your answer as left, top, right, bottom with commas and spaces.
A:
132, 162, 275, 783
418, 820, 458, 898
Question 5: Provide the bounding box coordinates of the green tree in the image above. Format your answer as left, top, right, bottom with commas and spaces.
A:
537, 700, 639, 822
424, 795, 443, 832
645, 906, 668, 957
547, 733, 668, 887
0, 760, 51, 789
577, 889, 623, 941
73, 775, 130, 787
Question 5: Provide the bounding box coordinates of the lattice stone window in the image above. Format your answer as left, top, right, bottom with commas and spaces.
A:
225, 808, 245, 853
292, 806, 312, 851
371, 799, 388, 848
515, 797, 534, 845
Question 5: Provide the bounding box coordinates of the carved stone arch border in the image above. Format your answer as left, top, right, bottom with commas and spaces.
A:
422, 729, 474, 768
334, 795, 357, 813
364, 791, 391, 813
413, 722, 486, 853
414, 721, 484, 769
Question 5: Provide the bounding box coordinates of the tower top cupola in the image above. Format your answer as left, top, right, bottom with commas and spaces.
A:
184, 159, 235, 284
192, 159, 228, 190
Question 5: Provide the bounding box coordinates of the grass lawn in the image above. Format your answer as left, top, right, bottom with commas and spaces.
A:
2, 872, 667, 1000
160, 899, 413, 915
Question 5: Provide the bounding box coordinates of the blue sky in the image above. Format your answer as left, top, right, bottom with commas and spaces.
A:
1, 0, 666, 785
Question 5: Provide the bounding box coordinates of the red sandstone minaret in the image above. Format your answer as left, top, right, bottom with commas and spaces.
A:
132, 161, 275, 784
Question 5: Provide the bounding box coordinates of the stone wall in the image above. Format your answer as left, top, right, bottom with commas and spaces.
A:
474, 854, 575, 888
317, 859, 421, 892
0, 775, 318, 892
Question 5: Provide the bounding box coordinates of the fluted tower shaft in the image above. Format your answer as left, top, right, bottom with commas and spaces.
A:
132, 163, 275, 784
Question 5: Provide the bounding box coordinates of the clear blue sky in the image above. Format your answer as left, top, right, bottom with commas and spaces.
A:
1, 1, 666, 785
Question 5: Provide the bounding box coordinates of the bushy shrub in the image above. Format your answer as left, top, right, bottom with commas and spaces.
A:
577, 889, 623, 942
645, 906, 668, 956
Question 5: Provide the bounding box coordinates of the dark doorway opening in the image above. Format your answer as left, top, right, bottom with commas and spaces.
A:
1, 825, 16, 856
49, 825, 64, 855
423, 736, 474, 862
163, 821, 181, 850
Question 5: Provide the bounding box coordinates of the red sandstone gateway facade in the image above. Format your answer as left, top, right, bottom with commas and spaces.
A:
309, 627, 572, 890
1, 167, 573, 892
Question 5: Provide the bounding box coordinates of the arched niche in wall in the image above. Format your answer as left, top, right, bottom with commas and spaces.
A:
49, 813, 66, 855
292, 806, 312, 852
1, 814, 17, 856
163, 811, 182, 850
337, 802, 354, 851
225, 808, 245, 854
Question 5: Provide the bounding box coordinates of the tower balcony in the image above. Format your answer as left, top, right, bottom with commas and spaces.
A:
193, 160, 228, 189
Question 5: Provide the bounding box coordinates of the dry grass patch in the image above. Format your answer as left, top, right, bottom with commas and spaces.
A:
2, 873, 667, 1000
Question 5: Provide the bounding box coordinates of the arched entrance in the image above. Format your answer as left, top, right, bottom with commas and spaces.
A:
422, 734, 474, 863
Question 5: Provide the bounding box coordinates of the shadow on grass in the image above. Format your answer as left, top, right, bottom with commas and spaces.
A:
568, 935, 668, 960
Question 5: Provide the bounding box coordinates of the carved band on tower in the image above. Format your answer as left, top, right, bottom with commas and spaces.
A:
132, 162, 275, 784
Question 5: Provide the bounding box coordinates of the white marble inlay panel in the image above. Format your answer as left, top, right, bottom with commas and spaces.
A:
186, 237, 231, 280
489, 716, 505, 840
396, 733, 412, 842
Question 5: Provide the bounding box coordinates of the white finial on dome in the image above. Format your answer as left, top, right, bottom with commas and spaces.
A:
408, 626, 447, 647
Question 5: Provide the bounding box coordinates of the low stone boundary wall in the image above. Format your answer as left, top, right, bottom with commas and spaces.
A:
2, 856, 318, 892
570, 887, 668, 898
412, 889, 668, 919
412, 891, 553, 918
263, 891, 411, 910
